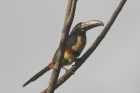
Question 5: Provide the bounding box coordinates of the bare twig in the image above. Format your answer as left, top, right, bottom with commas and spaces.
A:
42, 0, 127, 92
46, 0, 78, 93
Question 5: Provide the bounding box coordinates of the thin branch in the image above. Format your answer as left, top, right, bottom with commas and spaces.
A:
41, 0, 127, 92
63, 0, 72, 25
46, 0, 77, 93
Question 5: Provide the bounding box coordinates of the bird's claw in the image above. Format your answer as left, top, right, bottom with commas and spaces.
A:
62, 67, 74, 75
74, 58, 84, 65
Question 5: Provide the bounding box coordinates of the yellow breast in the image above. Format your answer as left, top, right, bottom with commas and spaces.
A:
64, 36, 86, 66
71, 36, 86, 52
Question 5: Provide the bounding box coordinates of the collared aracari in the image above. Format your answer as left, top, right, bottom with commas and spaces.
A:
23, 20, 104, 87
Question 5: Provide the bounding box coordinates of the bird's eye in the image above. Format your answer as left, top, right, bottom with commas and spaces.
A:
78, 25, 81, 28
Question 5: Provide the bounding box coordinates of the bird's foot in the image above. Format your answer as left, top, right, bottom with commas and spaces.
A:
62, 67, 74, 75
74, 58, 84, 65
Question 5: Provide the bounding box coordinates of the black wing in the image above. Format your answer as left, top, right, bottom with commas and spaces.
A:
52, 35, 77, 61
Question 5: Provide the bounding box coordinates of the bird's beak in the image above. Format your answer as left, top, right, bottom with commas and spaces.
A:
81, 20, 104, 31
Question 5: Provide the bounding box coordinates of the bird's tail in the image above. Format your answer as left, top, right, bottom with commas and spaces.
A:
22, 65, 51, 87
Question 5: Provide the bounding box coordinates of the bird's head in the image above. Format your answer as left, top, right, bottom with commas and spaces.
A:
70, 20, 104, 36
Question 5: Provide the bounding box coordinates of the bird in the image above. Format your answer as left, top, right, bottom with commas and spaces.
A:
22, 20, 104, 87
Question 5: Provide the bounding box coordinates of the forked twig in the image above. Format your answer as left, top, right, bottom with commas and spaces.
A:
42, 0, 127, 93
